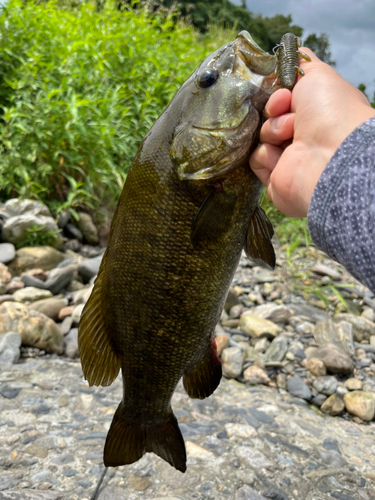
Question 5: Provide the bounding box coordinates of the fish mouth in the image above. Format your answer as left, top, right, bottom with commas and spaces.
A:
191, 112, 248, 134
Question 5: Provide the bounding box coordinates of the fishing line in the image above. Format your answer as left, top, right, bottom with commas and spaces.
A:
90, 467, 108, 500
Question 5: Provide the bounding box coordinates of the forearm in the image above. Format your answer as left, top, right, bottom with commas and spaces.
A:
307, 116, 375, 293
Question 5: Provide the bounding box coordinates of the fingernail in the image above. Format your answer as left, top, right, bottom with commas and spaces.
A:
271, 115, 289, 131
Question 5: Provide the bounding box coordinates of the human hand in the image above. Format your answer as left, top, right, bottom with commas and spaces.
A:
250, 49, 375, 217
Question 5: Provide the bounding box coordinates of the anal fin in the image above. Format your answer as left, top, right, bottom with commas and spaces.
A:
245, 205, 275, 269
104, 401, 187, 473
78, 249, 121, 387
183, 336, 222, 399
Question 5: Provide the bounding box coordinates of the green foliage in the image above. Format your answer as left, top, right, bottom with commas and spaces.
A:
262, 14, 303, 51
303, 33, 336, 66
358, 83, 368, 98
0, 0, 218, 209
282, 249, 351, 312
17, 224, 62, 248
154, 0, 303, 53
261, 195, 312, 253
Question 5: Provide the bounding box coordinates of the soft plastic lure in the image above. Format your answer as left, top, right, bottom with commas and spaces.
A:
272, 32, 311, 89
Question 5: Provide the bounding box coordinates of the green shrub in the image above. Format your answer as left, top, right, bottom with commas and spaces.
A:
0, 0, 219, 209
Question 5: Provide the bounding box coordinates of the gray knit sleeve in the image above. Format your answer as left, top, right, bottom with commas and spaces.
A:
307, 115, 375, 293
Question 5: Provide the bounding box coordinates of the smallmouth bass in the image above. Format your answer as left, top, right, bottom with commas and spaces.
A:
78, 31, 281, 473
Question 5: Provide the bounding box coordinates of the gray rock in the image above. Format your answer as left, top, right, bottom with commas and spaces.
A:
57, 210, 71, 228
252, 304, 293, 323
0, 282, 6, 295
0, 243, 16, 264
289, 304, 328, 323
30, 470, 50, 483
263, 486, 289, 500
265, 336, 288, 362
77, 212, 99, 245
72, 285, 93, 305
229, 304, 244, 319
224, 287, 240, 312
8, 246, 64, 274
312, 376, 338, 395
0, 302, 64, 354
318, 449, 347, 467
333, 313, 375, 342
4, 198, 50, 217
0, 476, 16, 491
60, 315, 74, 335
286, 377, 312, 401
28, 297, 68, 321
254, 337, 270, 353
20, 274, 48, 289
12, 287, 53, 303
243, 365, 270, 385
313, 319, 354, 356
311, 394, 327, 407
253, 268, 276, 283
236, 485, 267, 500
312, 264, 341, 280
0, 490, 62, 499
64, 238, 81, 252
314, 344, 354, 375
0, 331, 21, 367
0, 295, 15, 305
65, 328, 79, 358
72, 304, 85, 325
2, 214, 63, 249
78, 254, 103, 283
65, 222, 83, 242
222, 347, 243, 378
44, 265, 76, 294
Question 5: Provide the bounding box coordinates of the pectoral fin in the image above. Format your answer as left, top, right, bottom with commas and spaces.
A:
191, 186, 237, 248
245, 206, 275, 269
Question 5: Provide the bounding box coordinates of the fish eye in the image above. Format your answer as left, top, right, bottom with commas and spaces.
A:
198, 68, 219, 88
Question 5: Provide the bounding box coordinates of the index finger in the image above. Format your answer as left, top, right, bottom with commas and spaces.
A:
264, 89, 292, 119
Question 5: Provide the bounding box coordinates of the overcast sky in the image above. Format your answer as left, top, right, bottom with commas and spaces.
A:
233, 0, 375, 100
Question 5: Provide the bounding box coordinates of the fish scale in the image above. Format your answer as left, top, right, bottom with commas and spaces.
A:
78, 30, 300, 473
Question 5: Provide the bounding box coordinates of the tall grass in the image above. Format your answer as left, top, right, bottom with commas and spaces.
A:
0, 0, 219, 209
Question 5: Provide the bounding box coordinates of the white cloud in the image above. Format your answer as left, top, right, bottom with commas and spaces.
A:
233, 0, 375, 97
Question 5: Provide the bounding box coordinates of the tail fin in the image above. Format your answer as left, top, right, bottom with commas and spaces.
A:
104, 401, 187, 473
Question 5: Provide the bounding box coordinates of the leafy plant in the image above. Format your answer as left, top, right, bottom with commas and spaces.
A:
0, 0, 220, 211
17, 224, 62, 248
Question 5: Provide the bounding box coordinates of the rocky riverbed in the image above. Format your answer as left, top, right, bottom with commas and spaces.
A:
0, 198, 375, 499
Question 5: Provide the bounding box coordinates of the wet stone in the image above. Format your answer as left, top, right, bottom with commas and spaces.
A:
286, 377, 312, 401
0, 386, 20, 399
236, 485, 267, 500
343, 391, 375, 421
221, 347, 243, 378
320, 394, 345, 416
263, 486, 289, 500
314, 344, 354, 375
0, 243, 16, 264
312, 376, 338, 395
264, 336, 288, 362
